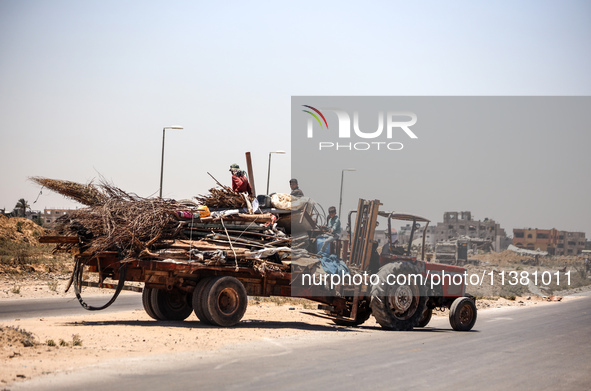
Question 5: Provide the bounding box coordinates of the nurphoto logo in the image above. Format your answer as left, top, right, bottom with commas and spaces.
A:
302, 105, 418, 151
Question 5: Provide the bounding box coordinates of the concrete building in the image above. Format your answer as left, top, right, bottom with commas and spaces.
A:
557, 231, 586, 256
43, 208, 74, 228
513, 228, 586, 256
513, 228, 555, 252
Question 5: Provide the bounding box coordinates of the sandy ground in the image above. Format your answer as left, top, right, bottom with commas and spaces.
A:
1, 273, 72, 300
1, 276, 582, 388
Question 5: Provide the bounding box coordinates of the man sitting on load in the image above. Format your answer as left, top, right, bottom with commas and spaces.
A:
319, 206, 341, 254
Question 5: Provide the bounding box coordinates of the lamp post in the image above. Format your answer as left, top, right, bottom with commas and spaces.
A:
159, 126, 183, 198
266, 150, 286, 195
339, 168, 356, 217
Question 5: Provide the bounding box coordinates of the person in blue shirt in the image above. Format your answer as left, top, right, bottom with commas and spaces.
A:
319, 206, 341, 254
326, 206, 341, 235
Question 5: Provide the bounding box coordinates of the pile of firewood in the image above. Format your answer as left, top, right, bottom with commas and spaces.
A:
194, 187, 249, 209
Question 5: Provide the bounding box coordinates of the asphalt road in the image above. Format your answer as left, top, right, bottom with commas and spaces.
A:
11, 293, 591, 391
0, 293, 143, 320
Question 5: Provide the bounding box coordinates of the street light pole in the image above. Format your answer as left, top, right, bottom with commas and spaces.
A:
266, 150, 286, 195
159, 126, 183, 198
339, 168, 356, 217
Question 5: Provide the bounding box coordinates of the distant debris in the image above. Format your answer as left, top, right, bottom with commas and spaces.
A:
507, 244, 548, 256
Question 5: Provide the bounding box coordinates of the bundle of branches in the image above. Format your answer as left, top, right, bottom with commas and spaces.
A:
194, 187, 248, 209
29, 177, 107, 206
56, 184, 185, 259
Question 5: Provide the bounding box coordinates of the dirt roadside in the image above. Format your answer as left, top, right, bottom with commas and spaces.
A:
1, 277, 585, 388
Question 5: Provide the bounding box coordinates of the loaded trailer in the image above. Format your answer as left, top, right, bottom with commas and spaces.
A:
42, 198, 477, 331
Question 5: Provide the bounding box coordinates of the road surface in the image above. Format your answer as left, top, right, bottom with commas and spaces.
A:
0, 293, 142, 320
11, 292, 591, 391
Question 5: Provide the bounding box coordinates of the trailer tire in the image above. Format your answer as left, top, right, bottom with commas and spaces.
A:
142, 287, 161, 320
192, 277, 213, 324
150, 288, 193, 321
416, 307, 432, 328
370, 261, 427, 331
200, 276, 247, 327
449, 297, 477, 331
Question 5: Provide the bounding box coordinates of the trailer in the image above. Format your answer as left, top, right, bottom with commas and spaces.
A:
42, 198, 477, 331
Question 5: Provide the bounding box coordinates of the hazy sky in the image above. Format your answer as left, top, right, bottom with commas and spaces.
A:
1, 1, 590, 235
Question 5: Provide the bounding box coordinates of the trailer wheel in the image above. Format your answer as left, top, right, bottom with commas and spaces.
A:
150, 288, 193, 321
370, 261, 427, 331
192, 277, 213, 324
142, 287, 161, 320
200, 276, 247, 327
449, 297, 477, 331
416, 307, 432, 328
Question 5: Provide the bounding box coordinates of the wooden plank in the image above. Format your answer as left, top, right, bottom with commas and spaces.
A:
245, 151, 256, 196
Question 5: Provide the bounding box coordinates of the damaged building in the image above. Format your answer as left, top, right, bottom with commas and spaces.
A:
43, 208, 77, 228
396, 211, 510, 252
432, 211, 509, 251
513, 228, 586, 255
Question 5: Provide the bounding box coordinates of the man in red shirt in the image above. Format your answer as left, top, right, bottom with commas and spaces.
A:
229, 164, 253, 197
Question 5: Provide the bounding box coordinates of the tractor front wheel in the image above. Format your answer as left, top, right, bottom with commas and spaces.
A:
449, 297, 477, 331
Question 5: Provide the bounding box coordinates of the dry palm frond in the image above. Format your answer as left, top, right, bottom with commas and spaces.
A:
56, 183, 185, 259
29, 177, 107, 206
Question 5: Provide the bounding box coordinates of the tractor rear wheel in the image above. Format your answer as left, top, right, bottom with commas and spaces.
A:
370, 261, 427, 331
200, 276, 248, 327
449, 297, 477, 331
150, 288, 193, 321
